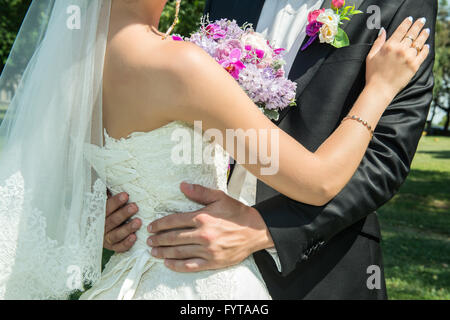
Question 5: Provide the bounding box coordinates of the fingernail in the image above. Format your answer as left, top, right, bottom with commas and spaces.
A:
183, 182, 194, 191
119, 194, 127, 202
147, 238, 153, 246
425, 44, 430, 49
148, 224, 153, 232
407, 16, 413, 22
129, 236, 136, 243
378, 27, 385, 37
128, 204, 136, 214
419, 17, 426, 24
132, 220, 140, 229
151, 248, 158, 256
425, 28, 430, 34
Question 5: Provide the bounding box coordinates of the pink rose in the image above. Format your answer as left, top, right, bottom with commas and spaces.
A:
331, 0, 345, 9
307, 8, 325, 23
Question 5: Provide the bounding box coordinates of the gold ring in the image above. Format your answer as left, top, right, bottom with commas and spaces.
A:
404, 35, 415, 42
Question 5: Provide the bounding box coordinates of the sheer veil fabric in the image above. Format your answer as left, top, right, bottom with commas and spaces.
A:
0, 0, 112, 299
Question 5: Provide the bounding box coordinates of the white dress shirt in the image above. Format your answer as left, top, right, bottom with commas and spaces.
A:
228, 0, 324, 272
257, 0, 325, 73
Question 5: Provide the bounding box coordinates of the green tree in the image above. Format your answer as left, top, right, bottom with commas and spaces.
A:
0, 0, 32, 74
159, 0, 205, 37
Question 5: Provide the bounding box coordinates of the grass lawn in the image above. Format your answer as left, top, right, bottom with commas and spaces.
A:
379, 136, 450, 300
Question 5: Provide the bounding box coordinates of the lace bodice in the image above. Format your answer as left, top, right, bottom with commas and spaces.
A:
87, 121, 229, 225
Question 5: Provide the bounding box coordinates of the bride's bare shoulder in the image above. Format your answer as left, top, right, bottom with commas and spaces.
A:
108, 28, 209, 74
104, 28, 220, 103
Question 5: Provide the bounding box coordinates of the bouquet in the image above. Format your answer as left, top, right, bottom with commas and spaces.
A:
173, 18, 297, 121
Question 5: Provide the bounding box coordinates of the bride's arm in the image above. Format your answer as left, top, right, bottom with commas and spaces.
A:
164, 18, 429, 206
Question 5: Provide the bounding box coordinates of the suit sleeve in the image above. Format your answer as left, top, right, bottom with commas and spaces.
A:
254, 0, 438, 276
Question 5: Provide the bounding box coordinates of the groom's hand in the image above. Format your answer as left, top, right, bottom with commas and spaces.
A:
103, 192, 142, 253
147, 182, 274, 273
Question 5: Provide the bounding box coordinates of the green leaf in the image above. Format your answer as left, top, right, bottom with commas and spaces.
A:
349, 9, 364, 15
260, 108, 280, 121
333, 28, 350, 48
341, 6, 351, 16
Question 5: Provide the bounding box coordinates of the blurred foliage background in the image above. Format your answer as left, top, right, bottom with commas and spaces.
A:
160, 0, 205, 37
0, 0, 448, 300
0, 0, 32, 74
428, 0, 450, 133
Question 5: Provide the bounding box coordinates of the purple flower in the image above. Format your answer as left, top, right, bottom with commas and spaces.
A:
275, 68, 285, 78
219, 48, 246, 80
172, 35, 184, 41
262, 67, 275, 80
215, 19, 244, 39
244, 45, 266, 64
216, 39, 243, 61
306, 21, 323, 36
205, 23, 226, 40
274, 48, 285, 55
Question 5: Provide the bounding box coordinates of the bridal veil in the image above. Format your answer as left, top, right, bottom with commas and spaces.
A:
0, 0, 111, 299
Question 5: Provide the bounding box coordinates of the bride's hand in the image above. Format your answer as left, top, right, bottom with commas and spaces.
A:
365, 17, 430, 101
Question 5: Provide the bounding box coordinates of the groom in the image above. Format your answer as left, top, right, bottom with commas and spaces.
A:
103, 0, 437, 299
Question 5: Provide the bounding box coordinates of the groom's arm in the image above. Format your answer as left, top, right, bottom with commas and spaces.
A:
254, 0, 437, 276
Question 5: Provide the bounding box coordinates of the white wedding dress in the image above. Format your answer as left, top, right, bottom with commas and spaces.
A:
80, 121, 272, 300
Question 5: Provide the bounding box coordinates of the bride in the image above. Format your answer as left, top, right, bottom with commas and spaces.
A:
0, 0, 429, 300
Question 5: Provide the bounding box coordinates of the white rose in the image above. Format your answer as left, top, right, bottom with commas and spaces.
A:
319, 23, 338, 44
241, 31, 271, 52
317, 9, 340, 28
317, 9, 340, 44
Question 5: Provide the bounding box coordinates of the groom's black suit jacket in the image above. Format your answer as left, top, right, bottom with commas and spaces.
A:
205, 0, 437, 299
